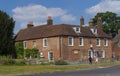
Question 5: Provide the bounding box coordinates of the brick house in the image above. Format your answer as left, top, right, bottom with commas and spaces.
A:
15, 16, 112, 62
112, 29, 120, 58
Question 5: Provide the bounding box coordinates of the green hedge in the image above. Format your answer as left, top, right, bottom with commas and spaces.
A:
55, 59, 68, 65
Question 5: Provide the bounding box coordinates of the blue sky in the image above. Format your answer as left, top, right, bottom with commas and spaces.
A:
0, 0, 120, 34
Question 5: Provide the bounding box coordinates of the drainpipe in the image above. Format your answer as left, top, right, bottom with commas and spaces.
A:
59, 36, 62, 59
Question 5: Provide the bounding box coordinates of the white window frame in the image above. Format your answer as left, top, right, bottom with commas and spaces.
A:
88, 50, 93, 58
73, 27, 80, 33
68, 36, 74, 46
48, 51, 54, 62
96, 38, 100, 46
101, 50, 105, 58
23, 41, 27, 49
43, 38, 47, 47
91, 28, 97, 34
33, 41, 36, 48
104, 38, 108, 46
79, 37, 84, 46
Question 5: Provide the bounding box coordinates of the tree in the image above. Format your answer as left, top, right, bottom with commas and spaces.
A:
15, 42, 24, 59
0, 10, 16, 57
93, 11, 120, 37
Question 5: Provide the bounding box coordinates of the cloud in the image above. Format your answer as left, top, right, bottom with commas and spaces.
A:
61, 14, 76, 22
86, 0, 120, 15
12, 4, 76, 28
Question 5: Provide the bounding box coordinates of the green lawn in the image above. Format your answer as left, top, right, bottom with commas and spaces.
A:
0, 62, 120, 75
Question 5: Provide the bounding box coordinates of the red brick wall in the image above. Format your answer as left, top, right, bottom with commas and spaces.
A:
25, 37, 61, 61
61, 36, 112, 60
23, 36, 112, 61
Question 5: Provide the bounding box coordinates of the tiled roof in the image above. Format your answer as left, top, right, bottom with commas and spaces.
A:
15, 24, 111, 41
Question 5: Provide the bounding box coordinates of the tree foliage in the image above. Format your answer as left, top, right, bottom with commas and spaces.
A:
93, 11, 120, 37
15, 42, 24, 59
0, 10, 16, 57
24, 48, 39, 58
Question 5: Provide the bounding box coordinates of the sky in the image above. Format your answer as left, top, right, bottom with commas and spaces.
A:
0, 0, 120, 34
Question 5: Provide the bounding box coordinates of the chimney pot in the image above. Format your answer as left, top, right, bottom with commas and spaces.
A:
80, 16, 84, 26
27, 21, 34, 28
47, 16, 53, 25
89, 18, 93, 27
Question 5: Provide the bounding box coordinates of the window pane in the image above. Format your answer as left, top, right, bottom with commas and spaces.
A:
68, 37, 73, 46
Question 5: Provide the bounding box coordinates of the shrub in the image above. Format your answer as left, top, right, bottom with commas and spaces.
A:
55, 59, 68, 65
3, 59, 16, 65
15, 60, 26, 65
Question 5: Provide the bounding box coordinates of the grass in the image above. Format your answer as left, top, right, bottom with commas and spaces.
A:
0, 61, 120, 75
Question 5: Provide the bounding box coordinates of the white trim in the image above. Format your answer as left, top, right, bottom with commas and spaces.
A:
23, 41, 27, 49
68, 36, 74, 46
78, 37, 84, 46
48, 51, 54, 62
33, 41, 36, 48
104, 38, 108, 46
101, 50, 105, 58
91, 28, 97, 34
73, 27, 80, 33
88, 50, 93, 58
96, 38, 100, 46
43, 38, 47, 47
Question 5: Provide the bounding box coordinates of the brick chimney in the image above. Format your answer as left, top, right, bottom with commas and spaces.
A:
89, 18, 93, 27
97, 17, 102, 29
47, 16, 53, 25
80, 16, 84, 26
27, 21, 34, 28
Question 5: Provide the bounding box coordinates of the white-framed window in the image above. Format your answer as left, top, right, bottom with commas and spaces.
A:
104, 38, 108, 46
33, 41, 36, 48
73, 27, 80, 32
68, 36, 74, 46
101, 51, 105, 58
91, 28, 97, 34
48, 51, 54, 62
88, 50, 93, 58
96, 38, 100, 46
43, 38, 47, 47
79, 37, 84, 46
23, 41, 27, 49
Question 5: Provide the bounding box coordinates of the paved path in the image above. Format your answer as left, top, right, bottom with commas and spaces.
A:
19, 65, 120, 76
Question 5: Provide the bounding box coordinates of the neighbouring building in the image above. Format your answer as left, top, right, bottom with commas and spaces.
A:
112, 29, 120, 58
15, 16, 112, 62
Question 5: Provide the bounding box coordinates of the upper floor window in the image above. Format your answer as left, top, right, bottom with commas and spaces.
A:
91, 28, 97, 34
104, 39, 108, 46
23, 41, 27, 49
68, 36, 74, 46
96, 38, 100, 46
33, 41, 36, 48
73, 27, 80, 33
43, 38, 47, 47
79, 37, 84, 46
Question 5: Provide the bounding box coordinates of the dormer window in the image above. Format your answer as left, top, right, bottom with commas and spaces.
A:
91, 28, 97, 34
73, 27, 80, 33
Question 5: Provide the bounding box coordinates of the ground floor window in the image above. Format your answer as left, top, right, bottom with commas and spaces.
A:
88, 50, 93, 58
100, 51, 105, 58
48, 51, 54, 61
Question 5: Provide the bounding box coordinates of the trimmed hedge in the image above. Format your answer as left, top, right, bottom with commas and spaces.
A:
55, 59, 68, 65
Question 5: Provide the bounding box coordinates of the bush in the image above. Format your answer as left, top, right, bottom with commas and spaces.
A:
15, 60, 26, 65
3, 59, 16, 65
55, 60, 68, 65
